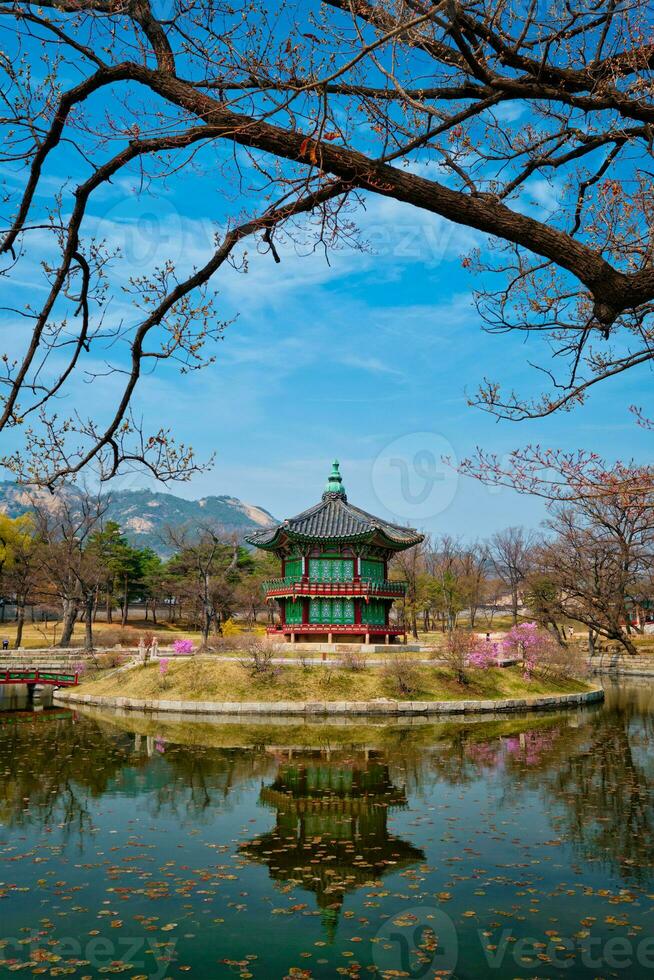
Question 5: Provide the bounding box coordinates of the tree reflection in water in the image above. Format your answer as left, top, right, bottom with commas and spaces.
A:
1, 684, 653, 897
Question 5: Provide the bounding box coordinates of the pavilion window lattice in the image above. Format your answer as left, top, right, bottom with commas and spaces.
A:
309, 597, 355, 625
308, 558, 354, 583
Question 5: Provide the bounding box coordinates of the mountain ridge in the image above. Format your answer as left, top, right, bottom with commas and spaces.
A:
0, 482, 277, 555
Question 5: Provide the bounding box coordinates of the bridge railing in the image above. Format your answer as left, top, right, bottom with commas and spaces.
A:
0, 668, 79, 687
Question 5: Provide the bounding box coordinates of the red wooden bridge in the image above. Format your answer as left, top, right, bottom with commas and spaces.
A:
0, 667, 79, 687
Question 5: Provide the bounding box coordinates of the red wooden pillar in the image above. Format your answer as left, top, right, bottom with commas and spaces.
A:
354, 598, 362, 626
303, 597, 310, 624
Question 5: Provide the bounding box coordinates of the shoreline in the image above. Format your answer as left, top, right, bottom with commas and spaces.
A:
55, 686, 605, 717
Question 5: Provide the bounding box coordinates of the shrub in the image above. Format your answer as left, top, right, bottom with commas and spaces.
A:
441, 629, 477, 685
97, 626, 140, 649
467, 641, 500, 669
159, 657, 170, 688
532, 637, 587, 681
383, 653, 420, 697
206, 633, 253, 654
502, 622, 585, 680
340, 647, 367, 672
172, 638, 195, 656
239, 640, 280, 679
94, 651, 129, 670
222, 618, 240, 636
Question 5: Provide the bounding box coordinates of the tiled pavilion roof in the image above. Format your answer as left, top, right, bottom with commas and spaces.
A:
246, 460, 423, 552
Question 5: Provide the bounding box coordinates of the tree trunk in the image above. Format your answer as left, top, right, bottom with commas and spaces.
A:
511, 589, 519, 625
121, 574, 128, 627
151, 600, 157, 625
201, 607, 211, 647
617, 631, 638, 656
411, 608, 418, 640
587, 627, 597, 657
58, 599, 78, 647
14, 599, 25, 649
106, 590, 112, 623
84, 593, 94, 651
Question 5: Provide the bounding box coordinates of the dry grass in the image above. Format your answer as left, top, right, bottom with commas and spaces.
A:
80, 657, 591, 703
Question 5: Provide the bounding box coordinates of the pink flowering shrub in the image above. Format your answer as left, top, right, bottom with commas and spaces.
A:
502, 622, 584, 680
443, 630, 499, 684
159, 657, 170, 688
467, 641, 500, 669
172, 638, 195, 656
502, 622, 548, 678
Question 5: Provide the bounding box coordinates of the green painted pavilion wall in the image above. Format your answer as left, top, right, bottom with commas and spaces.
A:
277, 548, 393, 629
361, 599, 387, 626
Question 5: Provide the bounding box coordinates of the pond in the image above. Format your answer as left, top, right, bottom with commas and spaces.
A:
0, 682, 653, 978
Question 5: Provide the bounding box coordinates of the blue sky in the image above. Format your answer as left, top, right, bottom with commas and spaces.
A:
2, 156, 652, 538
87, 175, 652, 538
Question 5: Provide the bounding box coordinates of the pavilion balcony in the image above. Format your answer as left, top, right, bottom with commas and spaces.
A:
266, 624, 406, 638
262, 578, 407, 599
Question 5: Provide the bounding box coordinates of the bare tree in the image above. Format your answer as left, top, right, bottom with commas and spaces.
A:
392, 540, 426, 639
458, 540, 490, 629
2, 1, 654, 484
31, 490, 107, 648
489, 526, 536, 625
165, 526, 250, 646
538, 493, 654, 656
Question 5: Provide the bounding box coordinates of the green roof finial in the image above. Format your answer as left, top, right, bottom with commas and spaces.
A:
323, 459, 346, 500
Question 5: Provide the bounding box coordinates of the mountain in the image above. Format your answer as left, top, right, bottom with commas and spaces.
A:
0, 482, 277, 555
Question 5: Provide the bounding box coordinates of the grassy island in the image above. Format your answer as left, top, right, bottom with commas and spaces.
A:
77, 657, 592, 704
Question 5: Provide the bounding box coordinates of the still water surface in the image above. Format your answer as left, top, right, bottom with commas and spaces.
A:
0, 683, 653, 978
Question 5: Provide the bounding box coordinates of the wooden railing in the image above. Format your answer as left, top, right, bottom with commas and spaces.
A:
0, 668, 79, 687
262, 577, 407, 598
266, 624, 405, 635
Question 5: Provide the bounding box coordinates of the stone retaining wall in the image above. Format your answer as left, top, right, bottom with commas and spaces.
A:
55, 687, 604, 717
589, 654, 654, 676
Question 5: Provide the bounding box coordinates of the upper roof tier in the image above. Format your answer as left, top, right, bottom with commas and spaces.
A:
246, 460, 424, 553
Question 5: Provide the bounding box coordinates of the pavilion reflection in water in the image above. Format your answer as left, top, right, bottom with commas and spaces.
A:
241, 749, 424, 939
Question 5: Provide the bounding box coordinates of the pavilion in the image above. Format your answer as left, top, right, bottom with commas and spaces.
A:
246, 460, 424, 644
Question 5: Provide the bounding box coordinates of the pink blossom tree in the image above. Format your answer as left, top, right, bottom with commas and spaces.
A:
502, 622, 555, 679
